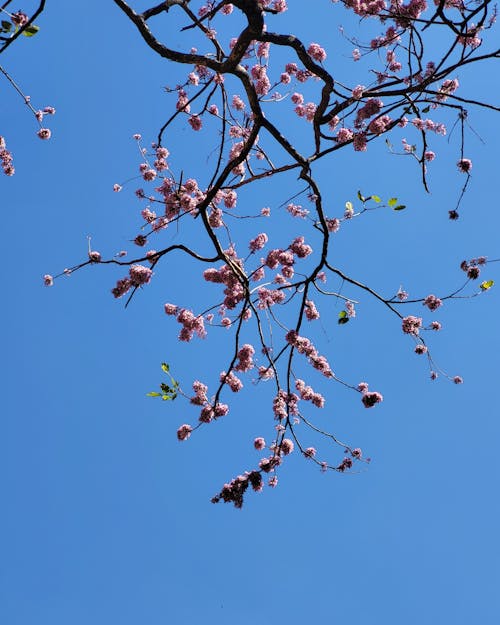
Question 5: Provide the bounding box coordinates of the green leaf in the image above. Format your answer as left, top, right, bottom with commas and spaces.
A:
421, 105, 431, 113
1, 20, 12, 32
393, 204, 406, 211
371, 195, 381, 203
345, 201, 353, 212
338, 310, 349, 325
147, 391, 161, 397
388, 198, 398, 207
161, 362, 170, 373
480, 279, 494, 291
161, 393, 177, 401
22, 25, 39, 36
357, 190, 366, 202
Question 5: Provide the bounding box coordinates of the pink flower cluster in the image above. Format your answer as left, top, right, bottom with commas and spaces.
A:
273, 390, 299, 420
355, 98, 384, 127
190, 380, 209, 405
286, 203, 309, 218
178, 308, 207, 341
423, 294, 442, 311
286, 330, 334, 378
402, 315, 422, 335
358, 381, 384, 408
295, 379, 325, 408
112, 264, 153, 298
337, 457, 353, 472
305, 300, 320, 321
211, 471, 263, 509
11, 10, 29, 26
235, 344, 255, 372
0, 136, 14, 176
220, 370, 243, 392
345, 0, 386, 17
437, 78, 459, 102
460, 256, 486, 279
307, 42, 327, 62
457, 158, 472, 174
204, 260, 245, 310
249, 233, 268, 252
199, 402, 229, 423
390, 0, 429, 27
177, 424, 192, 441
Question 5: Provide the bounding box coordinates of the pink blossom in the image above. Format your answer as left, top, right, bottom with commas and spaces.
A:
281, 439, 294, 455
467, 266, 480, 280
337, 457, 353, 472
11, 11, 29, 26
402, 315, 422, 335
112, 277, 132, 298
37, 128, 51, 140
129, 264, 153, 286
361, 391, 383, 408
305, 300, 320, 321
214, 403, 229, 417
397, 287, 408, 301
307, 42, 327, 62
352, 85, 365, 100
177, 424, 192, 441
113, 183, 122, 192
220, 370, 243, 392
368, 115, 391, 135
336, 128, 353, 143
326, 218, 340, 233
286, 203, 309, 218
188, 115, 202, 131
453, 376, 463, 384
43, 274, 54, 287
249, 233, 268, 252
414, 344, 428, 355
254, 437, 266, 450
423, 294, 442, 311
164, 303, 178, 316
353, 132, 367, 151
258, 366, 274, 380
457, 158, 472, 173
231, 95, 246, 111
345, 301, 356, 318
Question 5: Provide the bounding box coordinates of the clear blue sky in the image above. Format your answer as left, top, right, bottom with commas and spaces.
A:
2, 2, 499, 624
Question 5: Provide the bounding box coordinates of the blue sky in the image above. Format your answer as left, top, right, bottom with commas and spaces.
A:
1, 2, 499, 623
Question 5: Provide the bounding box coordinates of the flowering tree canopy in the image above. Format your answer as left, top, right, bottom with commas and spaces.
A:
3, 0, 499, 507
